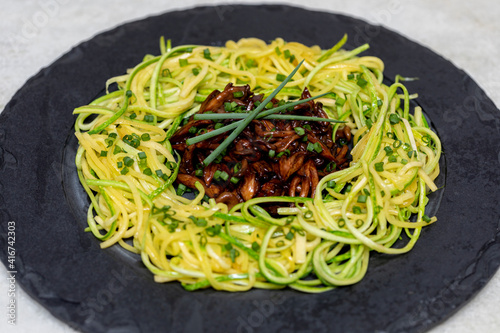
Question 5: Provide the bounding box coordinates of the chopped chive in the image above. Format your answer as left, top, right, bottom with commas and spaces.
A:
388, 155, 398, 163
113, 146, 122, 155
141, 133, 151, 141
108, 132, 117, 139
189, 215, 207, 227
100, 150, 108, 157
195, 169, 203, 177
352, 206, 362, 214
192, 68, 200, 75
294, 127, 305, 136
219, 171, 229, 181
313, 142, 323, 153
214, 155, 223, 164
179, 59, 188, 67
229, 248, 239, 263
144, 115, 155, 123
233, 162, 241, 174
327, 180, 336, 188
199, 234, 208, 247
155, 169, 164, 177
393, 140, 402, 148
177, 183, 187, 195
268, 149, 276, 158
275, 149, 291, 158
289, 54, 296, 63
401, 159, 408, 165
307, 142, 314, 152
260, 132, 272, 142
129, 112, 137, 119
285, 231, 294, 240
357, 195, 367, 203
335, 97, 346, 107
120, 167, 129, 175
389, 113, 400, 125
123, 156, 134, 167
123, 134, 140, 147
206, 224, 222, 236
423, 214, 432, 223
233, 91, 244, 98
203, 48, 212, 60
166, 161, 177, 170
214, 170, 222, 181
357, 76, 368, 88
325, 161, 337, 172
366, 119, 373, 129
138, 152, 147, 159
189, 126, 197, 134
214, 122, 223, 130
224, 102, 233, 112
274, 46, 281, 56
384, 146, 393, 155
347, 73, 355, 79
374, 162, 384, 172
230, 176, 239, 184
251, 241, 260, 252
143, 167, 152, 176
117, 161, 123, 168
105, 138, 114, 147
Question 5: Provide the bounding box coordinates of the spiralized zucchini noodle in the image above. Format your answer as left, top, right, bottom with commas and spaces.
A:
74, 35, 442, 292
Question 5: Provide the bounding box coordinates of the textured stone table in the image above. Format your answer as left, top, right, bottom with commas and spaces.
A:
1, 0, 499, 332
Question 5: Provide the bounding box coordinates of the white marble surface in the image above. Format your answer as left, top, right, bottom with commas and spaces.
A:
1, 0, 499, 332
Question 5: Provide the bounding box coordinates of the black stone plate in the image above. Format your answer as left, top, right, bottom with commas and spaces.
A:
1, 5, 500, 333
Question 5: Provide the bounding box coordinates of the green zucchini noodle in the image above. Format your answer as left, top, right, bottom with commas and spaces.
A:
74, 36, 442, 292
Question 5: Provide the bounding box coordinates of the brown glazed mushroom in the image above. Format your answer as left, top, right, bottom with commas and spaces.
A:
170, 84, 352, 209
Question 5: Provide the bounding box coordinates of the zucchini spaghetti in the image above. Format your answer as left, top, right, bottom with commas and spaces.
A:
74, 36, 442, 292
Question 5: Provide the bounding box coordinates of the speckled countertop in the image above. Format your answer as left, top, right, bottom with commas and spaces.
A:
1, 1, 499, 332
